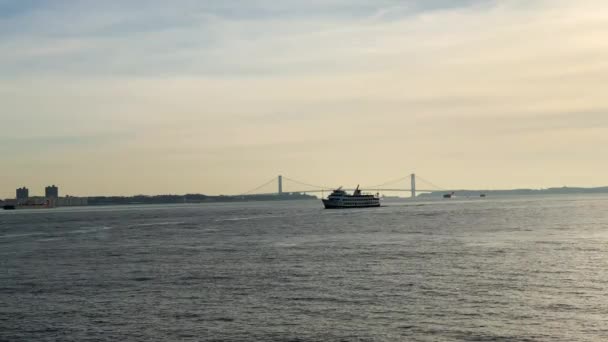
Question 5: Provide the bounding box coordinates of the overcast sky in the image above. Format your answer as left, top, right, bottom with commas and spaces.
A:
1, 0, 607, 197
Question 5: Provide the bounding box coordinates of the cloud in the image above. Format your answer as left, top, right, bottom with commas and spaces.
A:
1, 0, 608, 196
0, 0, 496, 77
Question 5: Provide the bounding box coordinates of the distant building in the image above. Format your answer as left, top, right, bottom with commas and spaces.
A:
16, 187, 29, 203
27, 196, 54, 208
45, 185, 59, 199
57, 196, 88, 207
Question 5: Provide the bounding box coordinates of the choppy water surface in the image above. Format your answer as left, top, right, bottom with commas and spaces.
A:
1, 196, 608, 341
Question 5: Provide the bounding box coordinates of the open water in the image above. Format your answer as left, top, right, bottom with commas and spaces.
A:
1, 195, 607, 341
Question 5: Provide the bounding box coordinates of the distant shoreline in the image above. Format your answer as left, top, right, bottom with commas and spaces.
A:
418, 186, 608, 198
3, 187, 608, 208
84, 193, 317, 206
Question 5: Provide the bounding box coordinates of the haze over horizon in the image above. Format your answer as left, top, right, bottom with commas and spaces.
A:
1, 0, 607, 198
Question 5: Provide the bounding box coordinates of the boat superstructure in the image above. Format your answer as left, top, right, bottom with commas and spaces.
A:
322, 185, 380, 209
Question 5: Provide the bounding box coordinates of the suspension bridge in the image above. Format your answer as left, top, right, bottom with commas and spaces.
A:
237, 174, 448, 198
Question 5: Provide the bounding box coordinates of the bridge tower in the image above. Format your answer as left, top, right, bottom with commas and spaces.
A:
278, 175, 283, 195
411, 173, 416, 198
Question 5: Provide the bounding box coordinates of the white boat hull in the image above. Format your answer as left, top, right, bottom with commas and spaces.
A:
322, 198, 380, 209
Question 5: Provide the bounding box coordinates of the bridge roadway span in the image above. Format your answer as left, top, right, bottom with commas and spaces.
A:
242, 188, 437, 195
238, 174, 447, 198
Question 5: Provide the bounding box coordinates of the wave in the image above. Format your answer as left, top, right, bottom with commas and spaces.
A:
127, 221, 185, 228
215, 215, 286, 222
0, 232, 47, 239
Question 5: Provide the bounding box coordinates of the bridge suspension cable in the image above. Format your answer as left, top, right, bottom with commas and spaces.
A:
238, 177, 277, 196
363, 175, 411, 189
281, 176, 335, 191
415, 175, 446, 191
235, 173, 447, 196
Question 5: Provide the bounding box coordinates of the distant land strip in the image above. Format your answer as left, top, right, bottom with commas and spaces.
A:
86, 193, 316, 206
85, 186, 608, 205
5, 187, 607, 207
418, 186, 608, 198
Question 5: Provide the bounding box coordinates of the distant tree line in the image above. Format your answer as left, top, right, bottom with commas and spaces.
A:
86, 193, 316, 206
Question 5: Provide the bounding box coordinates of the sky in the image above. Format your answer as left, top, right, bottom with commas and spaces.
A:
1, 0, 607, 197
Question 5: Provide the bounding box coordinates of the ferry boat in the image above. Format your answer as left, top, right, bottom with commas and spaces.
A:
322, 185, 380, 209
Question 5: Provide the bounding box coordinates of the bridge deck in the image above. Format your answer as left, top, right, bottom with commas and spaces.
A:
242, 189, 440, 195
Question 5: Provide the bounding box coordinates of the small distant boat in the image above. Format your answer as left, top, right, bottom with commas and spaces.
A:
2, 205, 16, 210
480, 194, 486, 198
322, 185, 380, 209
443, 192, 455, 199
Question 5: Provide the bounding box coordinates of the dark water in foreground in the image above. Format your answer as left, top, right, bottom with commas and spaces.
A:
1, 196, 607, 341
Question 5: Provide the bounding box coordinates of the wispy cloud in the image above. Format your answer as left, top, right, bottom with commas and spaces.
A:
1, 0, 607, 195
0, 0, 496, 77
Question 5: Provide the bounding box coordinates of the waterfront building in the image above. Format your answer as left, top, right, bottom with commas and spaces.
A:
16, 187, 29, 204
57, 196, 88, 207
45, 185, 59, 199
